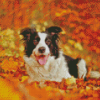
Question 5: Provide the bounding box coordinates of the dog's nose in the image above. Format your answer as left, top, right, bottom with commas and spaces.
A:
38, 47, 45, 53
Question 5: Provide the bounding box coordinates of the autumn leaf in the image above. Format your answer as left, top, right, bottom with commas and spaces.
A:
19, 45, 25, 52
66, 76, 76, 85
21, 76, 29, 82
68, 39, 75, 45
74, 42, 83, 51
64, 45, 72, 54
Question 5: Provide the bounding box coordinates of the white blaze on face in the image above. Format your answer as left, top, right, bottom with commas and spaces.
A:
33, 32, 50, 65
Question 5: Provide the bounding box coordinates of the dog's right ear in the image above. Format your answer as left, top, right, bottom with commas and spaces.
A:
20, 28, 36, 41
46, 26, 62, 35
46, 26, 62, 40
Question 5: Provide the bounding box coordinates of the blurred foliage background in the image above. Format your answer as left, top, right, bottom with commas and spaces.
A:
0, 0, 100, 72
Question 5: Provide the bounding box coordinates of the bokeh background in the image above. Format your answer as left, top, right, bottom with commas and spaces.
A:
0, 0, 100, 72
0, 0, 100, 100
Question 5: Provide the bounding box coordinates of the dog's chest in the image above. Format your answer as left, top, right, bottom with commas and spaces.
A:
23, 55, 61, 80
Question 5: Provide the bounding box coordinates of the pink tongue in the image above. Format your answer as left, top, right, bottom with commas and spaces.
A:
36, 55, 49, 65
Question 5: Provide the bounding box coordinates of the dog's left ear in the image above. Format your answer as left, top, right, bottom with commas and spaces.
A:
20, 28, 36, 41
46, 26, 62, 35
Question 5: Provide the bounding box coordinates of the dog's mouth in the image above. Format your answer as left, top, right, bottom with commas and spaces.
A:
35, 54, 49, 65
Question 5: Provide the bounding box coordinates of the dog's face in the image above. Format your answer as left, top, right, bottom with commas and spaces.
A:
21, 26, 62, 65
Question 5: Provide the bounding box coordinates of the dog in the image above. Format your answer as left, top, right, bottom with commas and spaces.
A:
21, 26, 87, 82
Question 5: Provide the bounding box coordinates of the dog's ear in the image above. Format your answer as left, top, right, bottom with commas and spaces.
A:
20, 28, 36, 41
46, 26, 62, 40
46, 26, 62, 35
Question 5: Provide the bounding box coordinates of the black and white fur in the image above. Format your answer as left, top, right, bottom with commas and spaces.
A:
21, 26, 87, 82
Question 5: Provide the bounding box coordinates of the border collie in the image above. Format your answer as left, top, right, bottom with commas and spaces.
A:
21, 26, 87, 82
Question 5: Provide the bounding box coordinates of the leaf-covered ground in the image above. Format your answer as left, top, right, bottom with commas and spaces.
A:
0, 67, 100, 100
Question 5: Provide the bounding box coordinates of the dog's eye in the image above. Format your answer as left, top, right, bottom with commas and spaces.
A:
33, 40, 39, 45
46, 39, 51, 45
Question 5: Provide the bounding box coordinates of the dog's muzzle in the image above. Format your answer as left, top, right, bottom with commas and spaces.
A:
35, 54, 50, 65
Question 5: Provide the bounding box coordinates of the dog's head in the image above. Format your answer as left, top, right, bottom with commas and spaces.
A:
21, 26, 62, 65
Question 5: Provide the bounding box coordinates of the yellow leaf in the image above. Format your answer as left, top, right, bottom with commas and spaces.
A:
1, 40, 8, 47
10, 41, 15, 49
6, 28, 14, 35
64, 45, 72, 54
21, 76, 29, 82
19, 35, 23, 39
45, 86, 53, 91
56, 13, 61, 17
61, 30, 66, 34
80, 89, 85, 94
68, 39, 75, 45
19, 45, 24, 52
66, 76, 76, 85
9, 35, 15, 41
86, 86, 91, 91
74, 42, 83, 51
44, 21, 48, 26
15, 53, 20, 58
5, 49, 13, 56
42, 27, 45, 31
55, 10, 67, 17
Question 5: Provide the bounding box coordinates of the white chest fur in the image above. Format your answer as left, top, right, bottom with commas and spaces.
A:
23, 51, 71, 82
